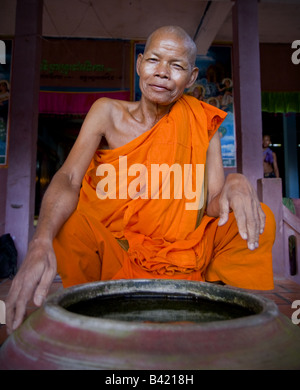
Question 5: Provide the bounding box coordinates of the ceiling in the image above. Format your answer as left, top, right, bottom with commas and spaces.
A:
1, 0, 300, 54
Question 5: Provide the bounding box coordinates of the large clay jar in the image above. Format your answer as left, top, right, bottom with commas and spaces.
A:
1, 279, 300, 370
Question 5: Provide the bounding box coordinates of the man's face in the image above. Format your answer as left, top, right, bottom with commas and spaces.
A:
137, 33, 198, 106
263, 136, 271, 148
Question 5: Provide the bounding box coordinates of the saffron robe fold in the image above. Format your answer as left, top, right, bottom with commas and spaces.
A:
54, 95, 275, 290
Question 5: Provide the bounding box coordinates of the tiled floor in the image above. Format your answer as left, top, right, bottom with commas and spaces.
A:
237, 276, 300, 321
1, 275, 300, 347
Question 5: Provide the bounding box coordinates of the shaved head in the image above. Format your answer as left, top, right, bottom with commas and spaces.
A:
144, 26, 197, 68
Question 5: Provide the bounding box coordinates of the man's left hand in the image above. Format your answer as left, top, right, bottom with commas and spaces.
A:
217, 173, 266, 250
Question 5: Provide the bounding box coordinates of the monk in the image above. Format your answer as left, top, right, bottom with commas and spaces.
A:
6, 26, 275, 334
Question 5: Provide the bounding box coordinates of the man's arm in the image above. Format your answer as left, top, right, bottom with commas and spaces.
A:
205, 131, 265, 251
5, 98, 109, 334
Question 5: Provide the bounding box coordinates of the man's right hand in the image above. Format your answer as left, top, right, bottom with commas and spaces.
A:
5, 238, 57, 335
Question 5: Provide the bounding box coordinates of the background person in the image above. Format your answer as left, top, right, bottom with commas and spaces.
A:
263, 134, 280, 178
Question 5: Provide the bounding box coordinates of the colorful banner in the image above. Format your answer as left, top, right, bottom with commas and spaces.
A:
0, 39, 12, 166
188, 46, 236, 168
39, 38, 132, 115
39, 90, 131, 115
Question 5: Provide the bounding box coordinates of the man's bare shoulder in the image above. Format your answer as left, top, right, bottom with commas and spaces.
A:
91, 97, 138, 134
83, 97, 133, 137
91, 97, 135, 117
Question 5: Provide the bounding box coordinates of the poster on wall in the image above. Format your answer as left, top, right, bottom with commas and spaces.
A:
134, 44, 236, 168
0, 39, 12, 166
190, 46, 236, 168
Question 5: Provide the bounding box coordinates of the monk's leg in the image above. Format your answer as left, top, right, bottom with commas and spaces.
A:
53, 210, 128, 287
204, 203, 275, 290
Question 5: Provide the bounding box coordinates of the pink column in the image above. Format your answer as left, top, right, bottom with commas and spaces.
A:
0, 170, 7, 235
257, 178, 284, 277
5, 0, 43, 266
232, 0, 263, 189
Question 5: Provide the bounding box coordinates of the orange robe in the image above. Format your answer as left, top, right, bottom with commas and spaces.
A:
54, 95, 275, 290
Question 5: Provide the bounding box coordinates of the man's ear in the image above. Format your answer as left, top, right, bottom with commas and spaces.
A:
186, 67, 199, 89
136, 54, 144, 77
